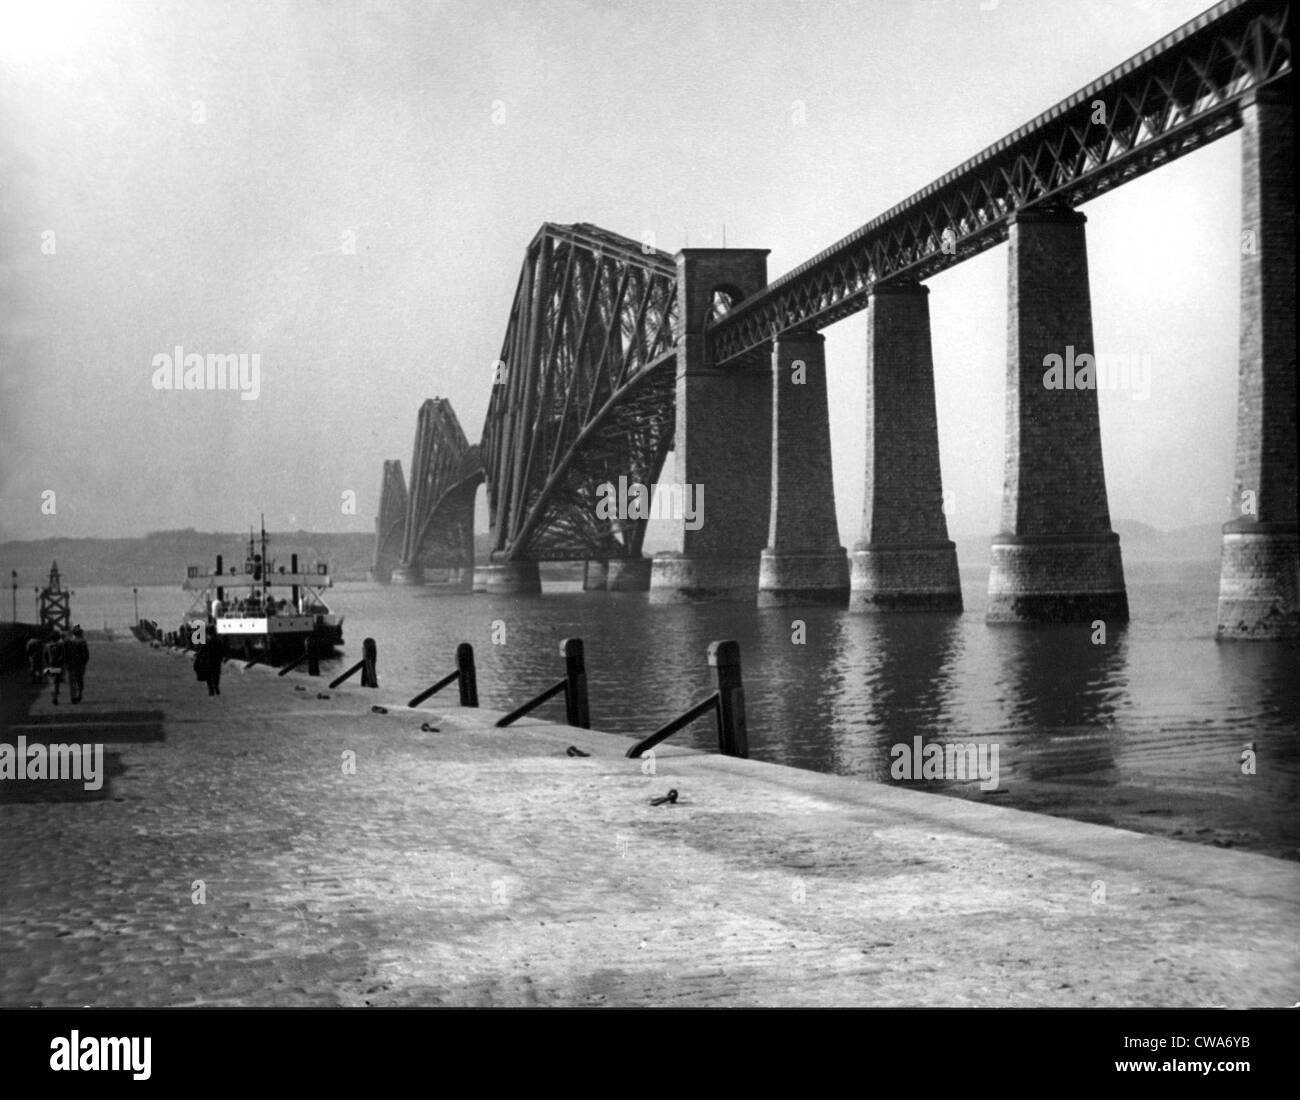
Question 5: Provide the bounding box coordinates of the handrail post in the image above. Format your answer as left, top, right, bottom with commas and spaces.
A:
708, 640, 747, 758
561, 637, 589, 728
456, 642, 478, 707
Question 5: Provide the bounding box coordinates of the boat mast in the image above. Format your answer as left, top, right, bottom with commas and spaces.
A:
260, 514, 268, 605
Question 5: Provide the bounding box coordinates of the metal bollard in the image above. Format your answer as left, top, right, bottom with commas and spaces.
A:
708, 640, 748, 758
456, 642, 478, 707
562, 637, 589, 728
495, 638, 590, 728
360, 637, 378, 688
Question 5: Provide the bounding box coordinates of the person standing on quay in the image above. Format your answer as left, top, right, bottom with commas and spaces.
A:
44, 629, 66, 705
196, 623, 226, 696
26, 633, 44, 684
65, 625, 90, 704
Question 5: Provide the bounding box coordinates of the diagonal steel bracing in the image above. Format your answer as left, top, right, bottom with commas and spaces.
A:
397, 398, 484, 571
370, 459, 408, 578
482, 223, 679, 562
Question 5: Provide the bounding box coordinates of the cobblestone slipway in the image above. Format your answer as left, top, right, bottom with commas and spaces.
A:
1, 639, 1295, 1007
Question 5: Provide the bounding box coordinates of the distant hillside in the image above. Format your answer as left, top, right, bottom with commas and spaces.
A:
2, 518, 1224, 589
0, 529, 377, 587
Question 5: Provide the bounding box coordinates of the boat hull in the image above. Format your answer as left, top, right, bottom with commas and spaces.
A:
183, 614, 344, 657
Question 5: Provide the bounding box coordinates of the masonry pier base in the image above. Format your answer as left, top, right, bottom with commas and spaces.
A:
606, 557, 651, 592
650, 554, 760, 604
849, 543, 962, 612
987, 534, 1128, 623
391, 563, 425, 586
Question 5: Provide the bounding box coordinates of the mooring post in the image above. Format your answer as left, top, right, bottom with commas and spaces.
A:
562, 637, 589, 728
708, 640, 748, 758
456, 642, 478, 707
306, 633, 320, 677
361, 637, 378, 688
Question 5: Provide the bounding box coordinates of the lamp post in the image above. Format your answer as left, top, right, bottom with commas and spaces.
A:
133, 587, 139, 625
33, 587, 39, 621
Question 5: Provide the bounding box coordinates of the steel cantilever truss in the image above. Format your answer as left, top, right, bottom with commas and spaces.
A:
370, 459, 408, 578
482, 223, 679, 562
708, 0, 1292, 365
398, 398, 483, 572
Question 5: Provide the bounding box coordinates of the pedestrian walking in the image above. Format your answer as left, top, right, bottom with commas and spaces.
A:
194, 625, 226, 696
44, 629, 66, 705
65, 625, 90, 704
26, 633, 43, 684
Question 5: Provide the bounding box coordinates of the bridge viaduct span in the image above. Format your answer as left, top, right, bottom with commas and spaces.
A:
374, 0, 1295, 638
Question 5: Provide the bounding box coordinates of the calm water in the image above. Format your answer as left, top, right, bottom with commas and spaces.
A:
74, 560, 1300, 858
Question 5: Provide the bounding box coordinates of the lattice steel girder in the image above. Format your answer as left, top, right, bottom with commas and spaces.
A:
482, 223, 679, 561
371, 458, 408, 570
400, 399, 482, 568
408, 445, 484, 567
514, 350, 677, 561
708, 0, 1292, 365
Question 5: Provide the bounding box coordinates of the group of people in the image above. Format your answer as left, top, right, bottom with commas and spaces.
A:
26, 626, 90, 705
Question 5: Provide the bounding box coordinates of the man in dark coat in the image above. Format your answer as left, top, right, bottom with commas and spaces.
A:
195, 624, 225, 696
26, 634, 44, 684
44, 630, 66, 705
65, 625, 90, 704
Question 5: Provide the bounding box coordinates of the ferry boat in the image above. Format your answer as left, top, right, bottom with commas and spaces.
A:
182, 524, 344, 657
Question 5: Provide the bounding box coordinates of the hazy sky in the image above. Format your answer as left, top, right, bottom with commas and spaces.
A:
1, 0, 1241, 545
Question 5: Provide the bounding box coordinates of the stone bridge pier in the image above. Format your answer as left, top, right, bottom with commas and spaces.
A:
1217, 88, 1297, 640
986, 207, 1128, 624
758, 330, 850, 606
850, 281, 961, 612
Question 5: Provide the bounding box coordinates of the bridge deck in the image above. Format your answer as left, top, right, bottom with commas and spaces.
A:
708, 0, 1291, 363
2, 638, 1294, 1006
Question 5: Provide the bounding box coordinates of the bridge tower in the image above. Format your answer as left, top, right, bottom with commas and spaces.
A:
650, 249, 774, 602
1217, 86, 1298, 640
986, 207, 1128, 623
368, 459, 408, 584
